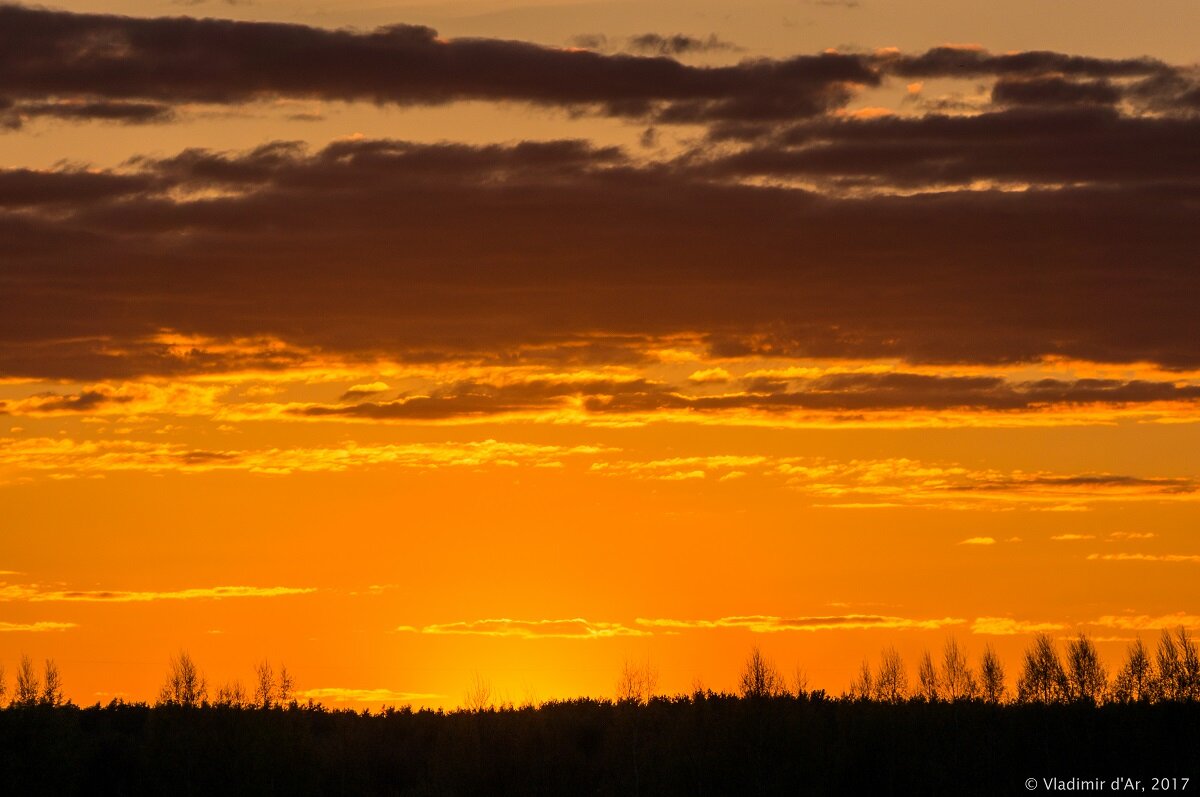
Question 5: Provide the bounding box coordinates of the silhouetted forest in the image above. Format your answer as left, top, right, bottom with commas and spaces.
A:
4, 696, 1199, 795
1, 632, 1197, 795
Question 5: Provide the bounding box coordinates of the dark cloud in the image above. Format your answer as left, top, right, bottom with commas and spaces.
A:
624, 34, 742, 57
0, 168, 156, 207
290, 373, 1200, 420
21, 390, 133, 413
583, 375, 1200, 415
965, 475, 1195, 495
571, 33, 742, 57
878, 47, 1167, 80
338, 387, 389, 402
1127, 71, 1200, 114
1, 138, 1198, 379
2, 7, 1196, 130
708, 108, 1200, 187
1, 99, 175, 128
568, 34, 608, 51
990, 76, 1122, 107
0, 5, 870, 123
302, 378, 665, 420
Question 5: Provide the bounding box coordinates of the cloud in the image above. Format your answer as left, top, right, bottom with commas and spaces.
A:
636, 614, 963, 632
1050, 533, 1095, 541
0, 6, 870, 124
687, 368, 732, 384
296, 687, 444, 704
0, 436, 604, 479
0, 620, 77, 632
7, 9, 1191, 131
0, 168, 158, 208
971, 617, 1068, 635
339, 381, 389, 401
623, 34, 742, 57
2, 99, 174, 129
1087, 553, 1200, 564
2, 135, 1200, 381
294, 371, 1200, 422
877, 47, 1167, 80
1091, 613, 1200, 631
3, 433, 1187, 513
0, 583, 316, 602
572, 33, 741, 57
709, 108, 1200, 189
296, 376, 669, 421
399, 618, 649, 639
6, 389, 134, 415
991, 76, 1122, 108
958, 537, 995, 545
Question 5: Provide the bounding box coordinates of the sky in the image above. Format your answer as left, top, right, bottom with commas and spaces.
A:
0, 0, 1198, 709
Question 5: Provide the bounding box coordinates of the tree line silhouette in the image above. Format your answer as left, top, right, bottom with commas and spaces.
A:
0, 632, 1196, 794
1, 628, 1197, 711
830, 628, 1200, 706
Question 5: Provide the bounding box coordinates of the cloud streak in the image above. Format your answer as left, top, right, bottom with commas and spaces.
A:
970, 617, 1069, 635
0, 437, 605, 479
0, 583, 316, 602
398, 618, 649, 639
0, 620, 77, 632
296, 687, 444, 703
636, 614, 963, 632
1087, 553, 1200, 564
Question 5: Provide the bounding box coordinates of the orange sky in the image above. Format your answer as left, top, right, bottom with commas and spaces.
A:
0, 0, 1197, 709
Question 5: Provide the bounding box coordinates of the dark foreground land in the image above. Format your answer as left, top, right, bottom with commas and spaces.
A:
2, 696, 1198, 795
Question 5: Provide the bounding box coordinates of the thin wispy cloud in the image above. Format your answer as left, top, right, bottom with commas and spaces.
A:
1087, 553, 1200, 564
0, 437, 607, 479
398, 619, 649, 639
0, 584, 316, 602
971, 617, 1069, 635
297, 688, 444, 704
636, 614, 964, 632
0, 620, 78, 632
1091, 613, 1200, 631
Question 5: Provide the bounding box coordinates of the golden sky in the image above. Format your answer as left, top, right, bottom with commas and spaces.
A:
0, 0, 1198, 708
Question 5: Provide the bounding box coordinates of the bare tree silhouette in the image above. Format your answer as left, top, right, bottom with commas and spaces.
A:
40, 659, 64, 706
1156, 629, 1184, 701
15, 654, 39, 706
1111, 638, 1154, 703
465, 671, 494, 712
254, 659, 276, 708
0, 663, 7, 707
159, 651, 207, 706
941, 637, 977, 701
1017, 633, 1068, 703
216, 680, 248, 707
616, 657, 658, 704
873, 647, 908, 703
278, 664, 294, 705
791, 664, 810, 698
1064, 633, 1107, 703
1154, 628, 1200, 700
979, 645, 1007, 704
849, 658, 873, 701
917, 650, 939, 702
739, 646, 785, 698
1176, 628, 1200, 700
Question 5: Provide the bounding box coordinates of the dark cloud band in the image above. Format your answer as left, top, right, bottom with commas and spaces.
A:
1, 137, 1197, 378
